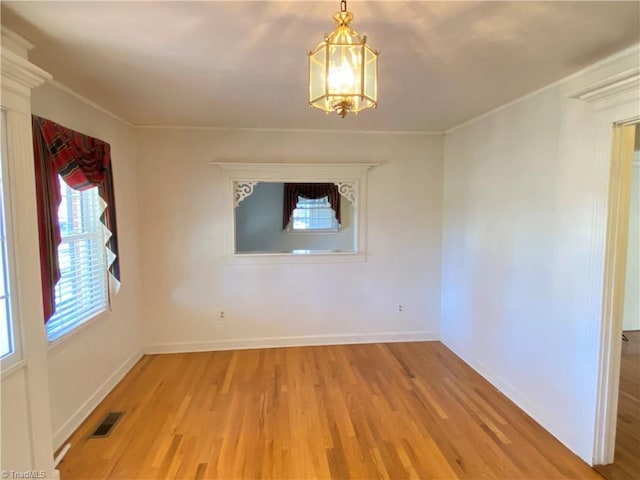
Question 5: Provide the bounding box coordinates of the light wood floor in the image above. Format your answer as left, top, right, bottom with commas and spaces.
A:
57, 342, 601, 479
595, 331, 640, 480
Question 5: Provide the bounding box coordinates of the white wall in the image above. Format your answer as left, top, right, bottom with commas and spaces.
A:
235, 182, 354, 253
31, 83, 143, 448
441, 48, 640, 462
623, 153, 639, 331
136, 129, 443, 351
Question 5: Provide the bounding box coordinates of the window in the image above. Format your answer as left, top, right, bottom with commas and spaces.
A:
291, 196, 339, 231
45, 177, 108, 342
0, 110, 19, 366
212, 161, 376, 263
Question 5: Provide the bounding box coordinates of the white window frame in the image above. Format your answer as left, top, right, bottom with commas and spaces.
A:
45, 178, 110, 344
210, 162, 377, 264
0, 109, 23, 372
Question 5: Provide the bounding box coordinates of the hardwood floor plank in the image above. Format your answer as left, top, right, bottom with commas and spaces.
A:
595, 331, 640, 480
194, 463, 208, 480
56, 342, 602, 479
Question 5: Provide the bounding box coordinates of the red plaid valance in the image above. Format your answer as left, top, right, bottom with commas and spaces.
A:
32, 115, 120, 323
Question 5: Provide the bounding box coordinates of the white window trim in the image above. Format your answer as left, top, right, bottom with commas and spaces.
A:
286, 228, 341, 235
209, 162, 377, 265
0, 109, 24, 373
47, 308, 110, 353
0, 358, 26, 379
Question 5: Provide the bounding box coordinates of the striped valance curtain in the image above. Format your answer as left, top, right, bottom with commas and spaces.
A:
282, 183, 341, 229
32, 115, 120, 323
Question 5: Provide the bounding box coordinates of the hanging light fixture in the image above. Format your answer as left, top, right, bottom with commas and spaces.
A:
308, 0, 378, 118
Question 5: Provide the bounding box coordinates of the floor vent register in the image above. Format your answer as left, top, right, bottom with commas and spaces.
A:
90, 411, 124, 438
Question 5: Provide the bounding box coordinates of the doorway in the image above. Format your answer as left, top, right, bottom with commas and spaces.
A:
595, 124, 640, 480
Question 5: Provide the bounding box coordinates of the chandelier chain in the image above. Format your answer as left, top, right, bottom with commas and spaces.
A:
340, 0, 347, 13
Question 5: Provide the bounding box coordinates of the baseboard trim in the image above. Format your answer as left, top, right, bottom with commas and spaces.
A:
440, 339, 585, 463
52, 350, 144, 449
144, 331, 436, 354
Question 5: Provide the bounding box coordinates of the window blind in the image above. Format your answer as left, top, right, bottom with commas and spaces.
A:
46, 177, 108, 341
292, 196, 339, 230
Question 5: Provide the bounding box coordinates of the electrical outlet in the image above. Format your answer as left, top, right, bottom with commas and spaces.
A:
219, 311, 225, 320
397, 304, 403, 313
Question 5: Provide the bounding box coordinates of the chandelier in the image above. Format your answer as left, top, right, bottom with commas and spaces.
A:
308, 0, 378, 118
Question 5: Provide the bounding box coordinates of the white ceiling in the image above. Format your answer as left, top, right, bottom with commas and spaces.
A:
2, 1, 639, 132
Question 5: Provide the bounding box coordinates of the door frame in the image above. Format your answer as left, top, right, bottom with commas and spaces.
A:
568, 56, 639, 464
593, 121, 637, 464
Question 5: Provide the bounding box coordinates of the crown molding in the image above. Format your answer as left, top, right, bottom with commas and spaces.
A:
1, 46, 52, 90
46, 79, 133, 127
570, 67, 640, 110
1, 27, 35, 58
136, 124, 443, 135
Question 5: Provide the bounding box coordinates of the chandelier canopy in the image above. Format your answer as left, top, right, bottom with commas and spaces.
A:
308, 0, 378, 118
